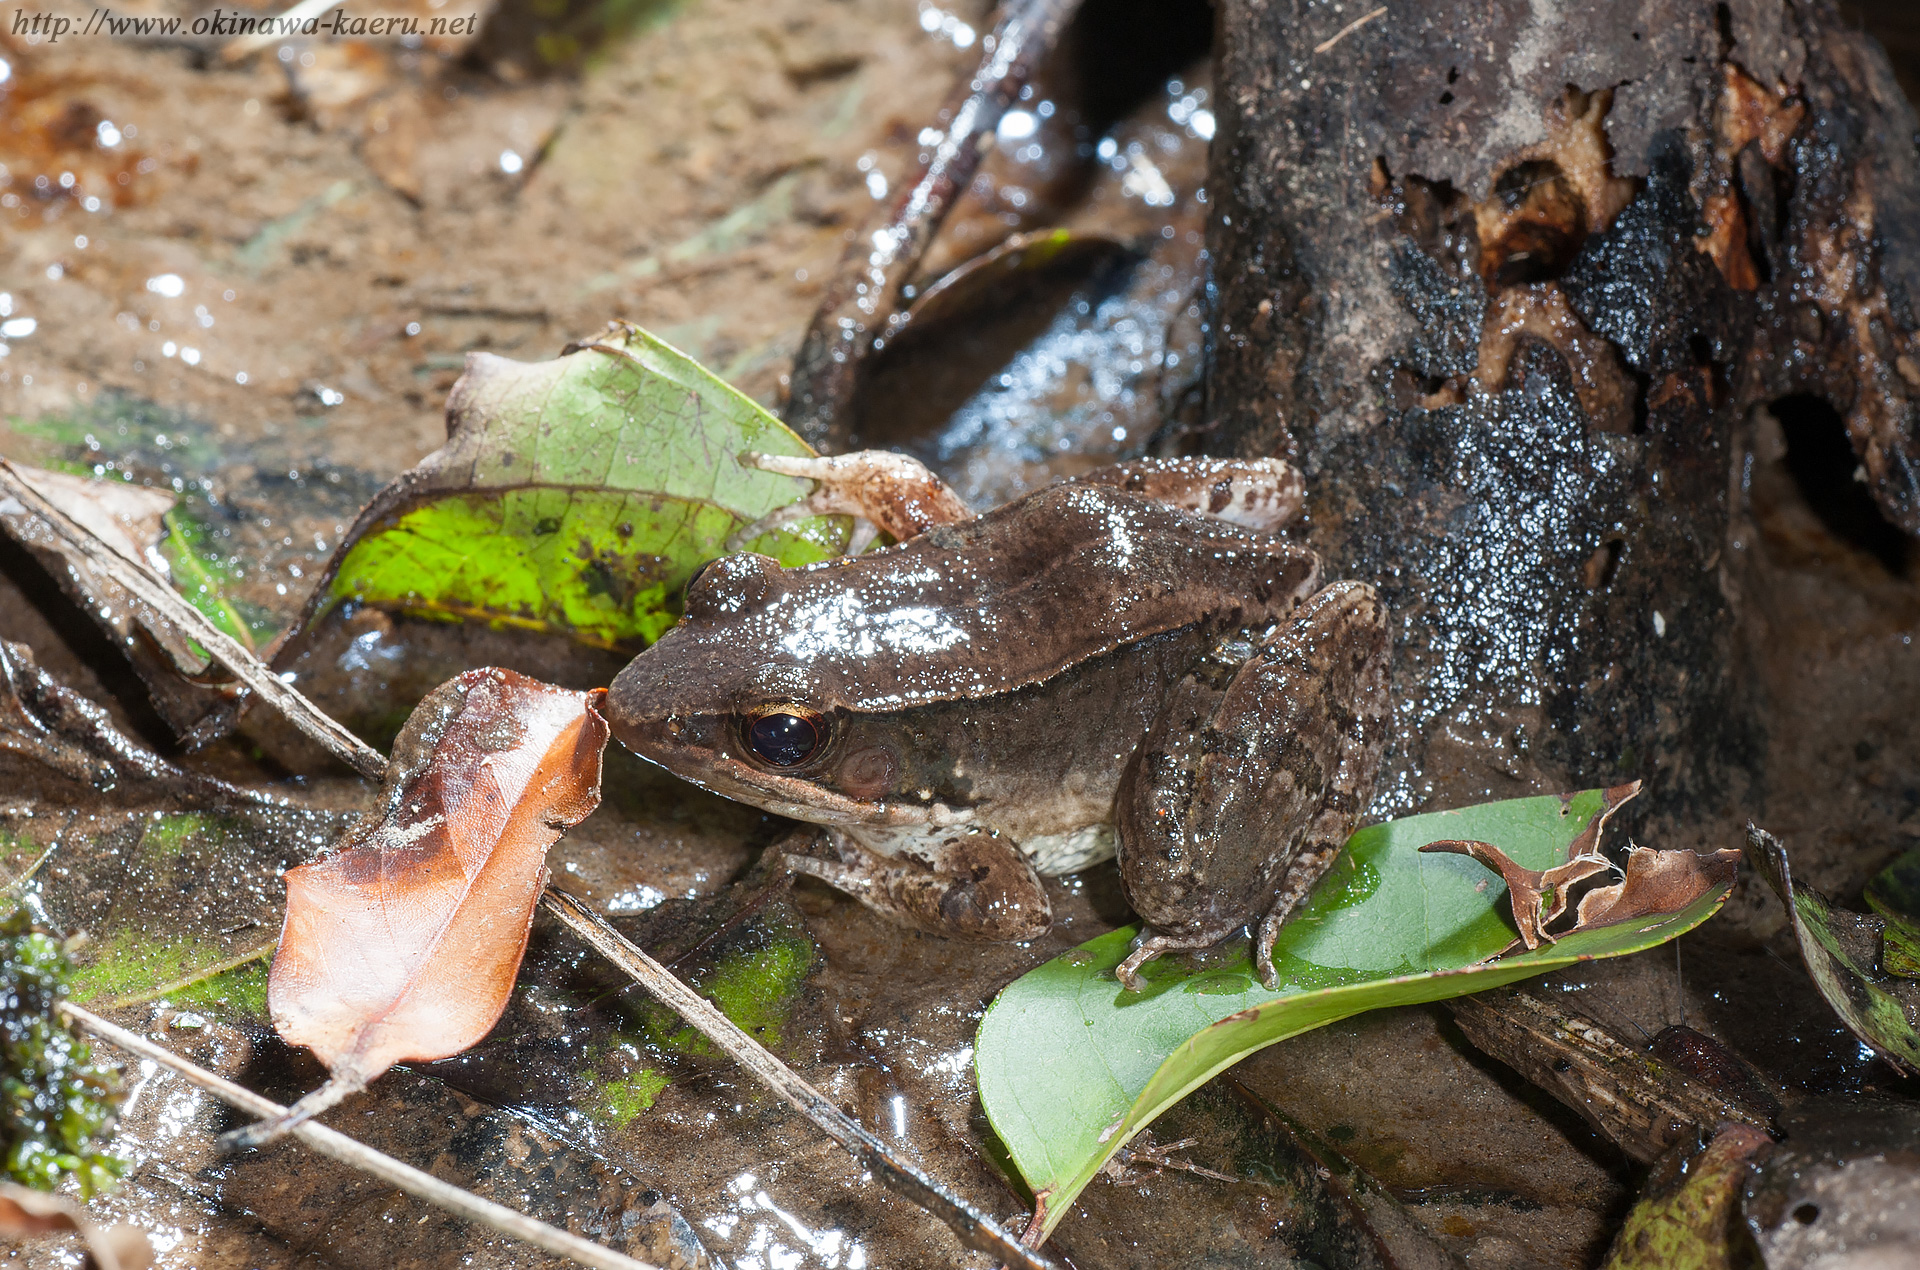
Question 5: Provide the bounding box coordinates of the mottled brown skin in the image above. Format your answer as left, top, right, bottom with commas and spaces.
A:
605, 455, 1391, 988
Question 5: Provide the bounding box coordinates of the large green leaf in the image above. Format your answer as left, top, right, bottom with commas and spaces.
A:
291, 322, 846, 652
976, 788, 1737, 1238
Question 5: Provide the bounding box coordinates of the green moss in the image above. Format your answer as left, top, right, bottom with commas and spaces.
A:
68, 931, 209, 1005
641, 927, 815, 1059
0, 906, 122, 1194
592, 1066, 670, 1128
701, 930, 814, 1048
167, 959, 271, 1020
138, 812, 223, 861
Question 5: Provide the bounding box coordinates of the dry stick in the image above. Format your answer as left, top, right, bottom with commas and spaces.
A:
1312, 5, 1387, 55
0, 464, 1049, 1268
0, 460, 387, 781
539, 888, 1057, 1270
57, 1001, 663, 1270
781, 0, 1079, 449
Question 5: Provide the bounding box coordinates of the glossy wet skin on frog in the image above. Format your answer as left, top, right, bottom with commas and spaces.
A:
606, 453, 1390, 989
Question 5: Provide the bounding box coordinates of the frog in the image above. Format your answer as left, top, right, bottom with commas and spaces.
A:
604, 450, 1390, 990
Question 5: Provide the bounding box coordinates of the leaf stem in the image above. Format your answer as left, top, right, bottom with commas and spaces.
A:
57, 1001, 663, 1270
0, 460, 387, 781
538, 886, 1058, 1270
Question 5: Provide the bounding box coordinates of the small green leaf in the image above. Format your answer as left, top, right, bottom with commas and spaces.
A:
1747, 828, 1920, 1071
978, 789, 1735, 1238
158, 508, 261, 650
290, 322, 847, 653
1599, 1124, 1774, 1270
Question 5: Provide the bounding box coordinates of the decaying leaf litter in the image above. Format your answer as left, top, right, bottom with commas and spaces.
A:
4, 2, 1920, 1269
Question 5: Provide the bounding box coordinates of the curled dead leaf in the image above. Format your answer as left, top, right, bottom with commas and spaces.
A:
1422, 783, 1739, 954
0, 460, 239, 735
0, 1182, 152, 1270
1419, 838, 1614, 949
238, 668, 608, 1144
1575, 845, 1741, 929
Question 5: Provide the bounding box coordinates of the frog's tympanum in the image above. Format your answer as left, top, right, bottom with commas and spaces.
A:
605, 452, 1389, 990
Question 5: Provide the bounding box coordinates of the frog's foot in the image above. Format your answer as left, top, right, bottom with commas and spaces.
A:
1252, 826, 1347, 989
731, 451, 973, 551
1077, 457, 1305, 532
1100, 1134, 1240, 1185
1114, 928, 1218, 993
786, 824, 1051, 942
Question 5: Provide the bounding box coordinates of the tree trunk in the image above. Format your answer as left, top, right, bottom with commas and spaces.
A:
1205, 0, 1920, 840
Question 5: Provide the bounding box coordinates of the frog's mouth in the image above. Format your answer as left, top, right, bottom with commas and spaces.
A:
612, 712, 954, 829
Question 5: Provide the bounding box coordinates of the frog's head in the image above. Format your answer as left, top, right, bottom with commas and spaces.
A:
605, 552, 929, 826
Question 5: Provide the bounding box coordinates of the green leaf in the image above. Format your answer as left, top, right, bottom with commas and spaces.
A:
1746, 827, 1920, 1072
158, 508, 262, 650
292, 322, 847, 652
977, 788, 1736, 1238
1599, 1124, 1773, 1270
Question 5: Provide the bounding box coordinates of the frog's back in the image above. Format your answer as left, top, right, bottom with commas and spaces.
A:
773, 482, 1321, 712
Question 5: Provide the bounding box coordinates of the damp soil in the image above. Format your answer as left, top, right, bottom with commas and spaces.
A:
2, 2, 1919, 1269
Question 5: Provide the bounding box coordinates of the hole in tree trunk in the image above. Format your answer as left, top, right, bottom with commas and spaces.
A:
1771, 393, 1914, 578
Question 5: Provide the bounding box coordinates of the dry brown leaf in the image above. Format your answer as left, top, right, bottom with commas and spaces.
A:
0, 460, 236, 736
1421, 781, 1738, 954
1418, 840, 1614, 949
246, 668, 607, 1141
0, 1182, 152, 1270
1575, 845, 1742, 929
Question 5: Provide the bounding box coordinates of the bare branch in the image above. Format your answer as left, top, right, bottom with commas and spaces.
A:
0, 460, 386, 780
539, 887, 1058, 1270
58, 1001, 661, 1270
781, 0, 1081, 448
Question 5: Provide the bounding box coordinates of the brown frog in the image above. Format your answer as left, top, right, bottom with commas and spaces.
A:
604, 451, 1389, 989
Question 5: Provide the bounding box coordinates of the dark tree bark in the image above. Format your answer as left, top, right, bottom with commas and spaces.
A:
1204, 0, 1920, 838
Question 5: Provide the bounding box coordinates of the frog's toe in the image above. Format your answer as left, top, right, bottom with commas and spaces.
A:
1254, 917, 1283, 991
1115, 928, 1212, 992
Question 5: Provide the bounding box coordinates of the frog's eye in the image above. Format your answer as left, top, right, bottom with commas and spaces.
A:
745, 709, 823, 766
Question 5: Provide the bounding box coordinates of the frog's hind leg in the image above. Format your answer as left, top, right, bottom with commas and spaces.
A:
1077, 457, 1304, 532
732, 451, 973, 551
786, 823, 1052, 942
1114, 580, 1390, 991
1249, 583, 1391, 988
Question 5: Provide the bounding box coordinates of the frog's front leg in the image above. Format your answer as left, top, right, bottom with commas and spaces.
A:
732, 451, 973, 550
1078, 456, 1305, 532
786, 822, 1052, 942
1114, 581, 1390, 991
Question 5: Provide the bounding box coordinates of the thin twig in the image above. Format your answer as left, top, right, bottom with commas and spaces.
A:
0, 461, 386, 780
781, 0, 1080, 449
1313, 5, 1387, 54
58, 1001, 662, 1270
539, 887, 1057, 1270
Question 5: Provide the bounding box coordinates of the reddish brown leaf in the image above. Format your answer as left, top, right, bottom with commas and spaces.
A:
1575, 845, 1742, 930
1423, 810, 1740, 958
264, 668, 607, 1116
0, 1182, 152, 1270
